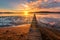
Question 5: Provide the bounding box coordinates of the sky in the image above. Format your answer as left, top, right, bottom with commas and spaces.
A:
0, 0, 60, 12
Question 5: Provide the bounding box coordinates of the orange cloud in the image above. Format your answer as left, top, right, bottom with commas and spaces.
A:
1, 0, 60, 12
55, 0, 60, 2
0, 9, 17, 12
13, 0, 42, 12
0, 9, 10, 12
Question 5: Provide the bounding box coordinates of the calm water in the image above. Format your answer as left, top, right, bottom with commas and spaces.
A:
36, 13, 60, 24
0, 13, 33, 27
36, 13, 60, 30
0, 13, 60, 29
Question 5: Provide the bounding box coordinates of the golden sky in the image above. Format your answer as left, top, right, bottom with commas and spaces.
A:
0, 0, 60, 12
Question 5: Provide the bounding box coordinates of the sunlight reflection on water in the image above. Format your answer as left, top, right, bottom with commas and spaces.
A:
36, 13, 60, 30
0, 13, 33, 27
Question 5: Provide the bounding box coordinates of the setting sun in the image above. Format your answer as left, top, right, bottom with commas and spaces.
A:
24, 11, 29, 16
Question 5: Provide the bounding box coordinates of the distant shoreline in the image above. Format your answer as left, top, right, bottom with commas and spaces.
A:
31, 11, 60, 13
0, 11, 60, 14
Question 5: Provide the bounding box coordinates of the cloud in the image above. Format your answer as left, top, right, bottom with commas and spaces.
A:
13, 0, 42, 11
0, 9, 17, 12
56, 0, 60, 2
10, 0, 60, 12
0, 9, 11, 12
40, 2, 60, 8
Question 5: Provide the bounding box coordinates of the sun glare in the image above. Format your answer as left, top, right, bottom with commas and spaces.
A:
24, 11, 29, 16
